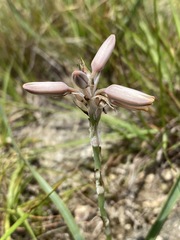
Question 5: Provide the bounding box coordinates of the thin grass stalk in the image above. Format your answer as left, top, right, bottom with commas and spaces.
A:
145, 175, 180, 240
153, 0, 165, 127
89, 110, 111, 240
0, 213, 30, 240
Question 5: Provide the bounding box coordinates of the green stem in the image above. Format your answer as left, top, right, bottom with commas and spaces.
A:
89, 116, 111, 240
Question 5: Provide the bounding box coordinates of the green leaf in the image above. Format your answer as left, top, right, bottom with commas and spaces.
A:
29, 165, 85, 240
171, 0, 180, 39
0, 213, 30, 240
145, 175, 180, 240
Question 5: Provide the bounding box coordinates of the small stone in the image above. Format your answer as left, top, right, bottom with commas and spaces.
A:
74, 205, 92, 221
161, 169, 173, 181
125, 223, 131, 230
153, 207, 161, 215
6, 136, 12, 144
161, 183, 169, 193
145, 173, 155, 183
156, 236, 163, 240
156, 149, 163, 162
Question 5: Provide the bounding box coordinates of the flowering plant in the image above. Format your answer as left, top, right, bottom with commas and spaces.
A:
23, 34, 154, 116
23, 34, 155, 239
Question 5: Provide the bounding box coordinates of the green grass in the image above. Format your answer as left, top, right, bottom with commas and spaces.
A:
0, 0, 180, 239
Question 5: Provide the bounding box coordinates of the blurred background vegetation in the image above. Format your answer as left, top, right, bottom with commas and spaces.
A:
0, 0, 179, 239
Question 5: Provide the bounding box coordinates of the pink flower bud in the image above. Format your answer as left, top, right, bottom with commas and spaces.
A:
23, 82, 75, 96
104, 84, 155, 111
72, 70, 89, 89
91, 34, 116, 73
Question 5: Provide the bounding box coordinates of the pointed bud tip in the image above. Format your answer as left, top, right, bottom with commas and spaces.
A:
91, 34, 116, 73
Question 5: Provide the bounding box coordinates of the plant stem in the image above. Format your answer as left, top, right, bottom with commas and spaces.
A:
89, 113, 112, 240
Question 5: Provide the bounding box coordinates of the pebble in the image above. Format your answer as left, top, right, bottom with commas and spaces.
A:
156, 236, 163, 240
145, 173, 155, 183
161, 183, 169, 193
156, 149, 163, 162
161, 169, 173, 181
74, 205, 92, 221
125, 223, 131, 230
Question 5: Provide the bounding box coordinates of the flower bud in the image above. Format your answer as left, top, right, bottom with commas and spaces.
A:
104, 84, 155, 111
72, 70, 89, 89
91, 34, 116, 73
23, 82, 74, 96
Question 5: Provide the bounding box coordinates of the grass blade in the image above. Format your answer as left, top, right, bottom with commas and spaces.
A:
170, 0, 180, 39
0, 212, 30, 240
145, 175, 180, 240
29, 165, 85, 240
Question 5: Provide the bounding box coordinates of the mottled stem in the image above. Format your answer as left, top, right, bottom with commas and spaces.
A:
89, 111, 111, 240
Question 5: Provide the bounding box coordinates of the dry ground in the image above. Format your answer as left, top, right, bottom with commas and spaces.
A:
8, 98, 180, 240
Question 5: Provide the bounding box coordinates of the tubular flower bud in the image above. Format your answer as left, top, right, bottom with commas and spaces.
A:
72, 70, 89, 89
23, 34, 155, 115
23, 82, 75, 96
104, 84, 155, 111
91, 34, 116, 74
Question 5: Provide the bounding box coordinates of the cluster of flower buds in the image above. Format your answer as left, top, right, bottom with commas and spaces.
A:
23, 34, 155, 116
